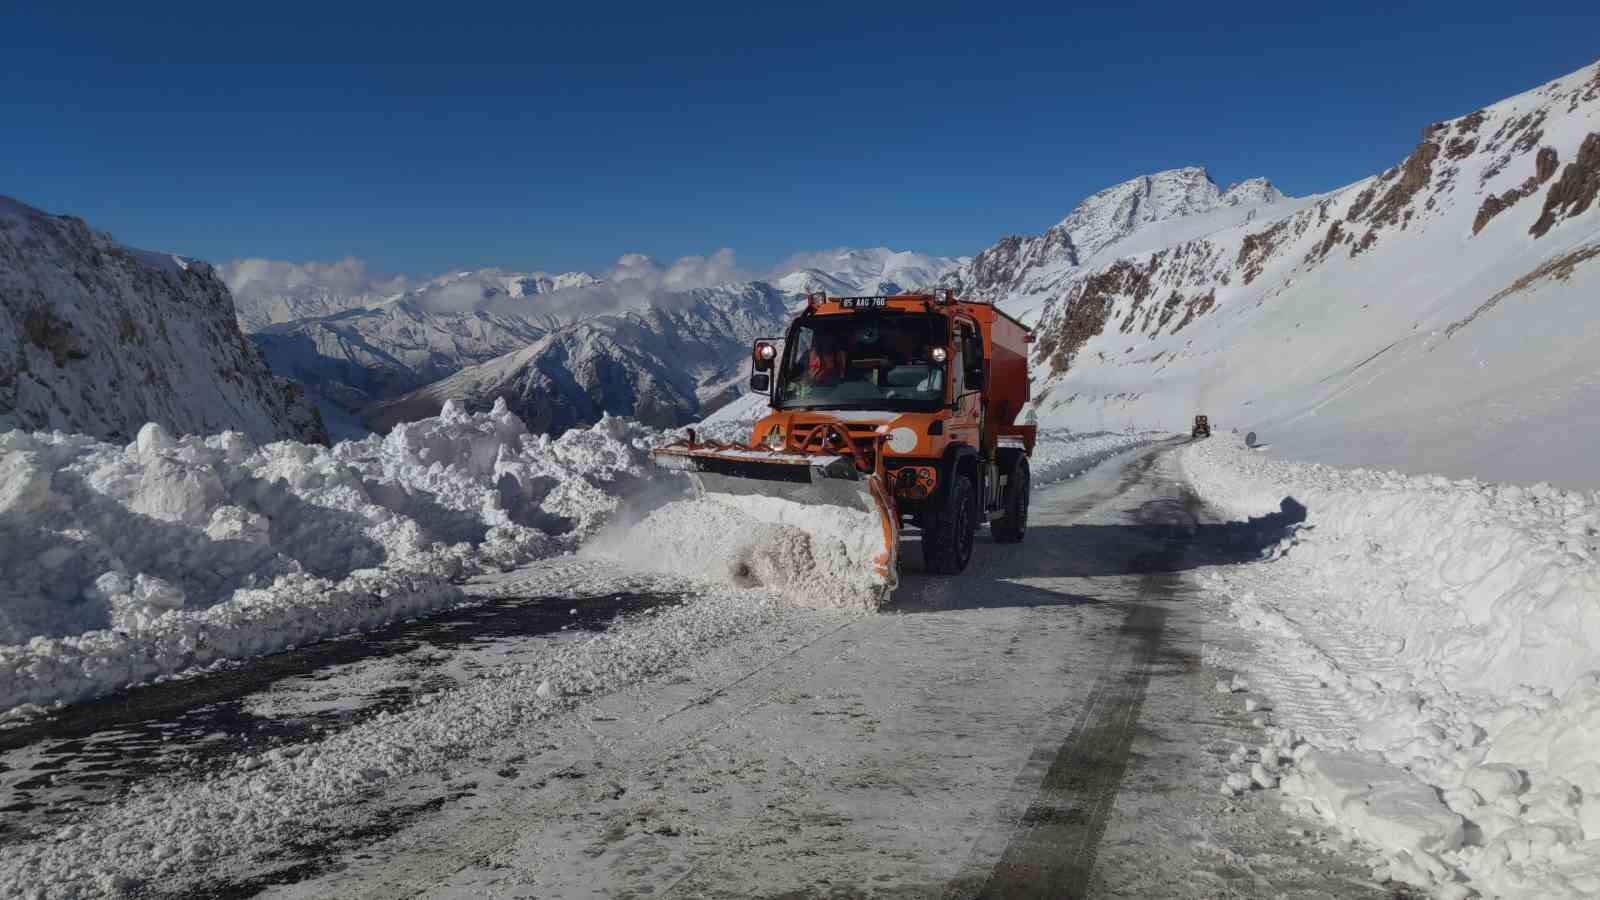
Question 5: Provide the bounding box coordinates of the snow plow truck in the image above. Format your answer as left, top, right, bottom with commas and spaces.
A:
651, 290, 1036, 589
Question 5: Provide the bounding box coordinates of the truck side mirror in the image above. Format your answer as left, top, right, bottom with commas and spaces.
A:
965, 359, 984, 390
749, 372, 771, 393
752, 340, 777, 373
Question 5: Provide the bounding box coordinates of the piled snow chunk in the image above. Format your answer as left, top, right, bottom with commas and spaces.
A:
0, 403, 658, 713
596, 495, 893, 611
1280, 750, 1465, 855
1184, 435, 1600, 897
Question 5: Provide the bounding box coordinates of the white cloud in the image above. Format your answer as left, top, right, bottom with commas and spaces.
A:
217, 256, 413, 302
520, 248, 752, 319
662, 248, 746, 290
218, 248, 751, 324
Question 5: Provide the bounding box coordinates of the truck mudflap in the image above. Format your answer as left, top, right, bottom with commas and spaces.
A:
650, 433, 900, 589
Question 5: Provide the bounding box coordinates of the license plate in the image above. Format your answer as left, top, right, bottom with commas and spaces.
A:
837, 296, 888, 310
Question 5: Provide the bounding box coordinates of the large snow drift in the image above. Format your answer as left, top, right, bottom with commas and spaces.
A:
1185, 436, 1600, 897
0, 400, 659, 714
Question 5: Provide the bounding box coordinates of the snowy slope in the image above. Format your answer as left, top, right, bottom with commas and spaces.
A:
0, 197, 327, 444
938, 168, 1291, 325
1018, 60, 1600, 488
366, 282, 795, 434
772, 247, 967, 296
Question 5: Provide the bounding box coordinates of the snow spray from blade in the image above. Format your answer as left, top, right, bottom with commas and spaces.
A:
588, 494, 894, 612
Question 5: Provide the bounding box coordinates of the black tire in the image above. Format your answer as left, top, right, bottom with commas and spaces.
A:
991, 455, 1030, 543
922, 473, 977, 574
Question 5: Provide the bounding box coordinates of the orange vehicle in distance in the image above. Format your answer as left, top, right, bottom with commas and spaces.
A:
652, 290, 1036, 578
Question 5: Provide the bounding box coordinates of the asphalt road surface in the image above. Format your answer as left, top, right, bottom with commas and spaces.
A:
1, 442, 1386, 898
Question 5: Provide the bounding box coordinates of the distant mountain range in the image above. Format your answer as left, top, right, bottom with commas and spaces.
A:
238, 248, 966, 437
770, 247, 969, 297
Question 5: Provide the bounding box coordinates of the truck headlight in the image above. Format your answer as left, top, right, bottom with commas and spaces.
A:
763, 426, 784, 450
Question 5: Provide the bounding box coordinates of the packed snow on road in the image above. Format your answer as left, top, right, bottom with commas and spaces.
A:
0, 402, 1165, 897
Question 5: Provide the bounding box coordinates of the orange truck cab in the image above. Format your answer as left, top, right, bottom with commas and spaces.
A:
691, 290, 1037, 574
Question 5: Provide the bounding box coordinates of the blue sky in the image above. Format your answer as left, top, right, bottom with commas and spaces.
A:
5, 1, 1599, 279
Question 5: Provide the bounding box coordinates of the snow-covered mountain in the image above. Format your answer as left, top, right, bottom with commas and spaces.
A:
229, 283, 400, 333
252, 302, 554, 416
229, 265, 598, 332
938, 168, 1296, 324
0, 196, 327, 444
1018, 60, 1600, 487
366, 282, 794, 434
772, 247, 967, 296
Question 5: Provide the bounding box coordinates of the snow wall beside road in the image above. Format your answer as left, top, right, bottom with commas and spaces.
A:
0, 400, 661, 714
1183, 435, 1600, 696
1183, 436, 1600, 897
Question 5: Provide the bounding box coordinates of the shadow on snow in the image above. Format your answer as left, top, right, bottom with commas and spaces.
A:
888, 496, 1306, 613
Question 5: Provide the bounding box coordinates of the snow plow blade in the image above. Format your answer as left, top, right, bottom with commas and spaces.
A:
650, 443, 900, 594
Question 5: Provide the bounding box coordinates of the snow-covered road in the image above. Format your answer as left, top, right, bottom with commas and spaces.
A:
1, 441, 1394, 898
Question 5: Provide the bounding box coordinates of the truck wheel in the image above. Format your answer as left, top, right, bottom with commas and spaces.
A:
922, 473, 976, 574
991, 455, 1029, 543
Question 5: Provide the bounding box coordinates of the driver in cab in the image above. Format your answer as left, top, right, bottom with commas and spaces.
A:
805, 331, 848, 385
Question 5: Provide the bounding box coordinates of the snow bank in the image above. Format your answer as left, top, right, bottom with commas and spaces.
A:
1184, 436, 1600, 897
0, 400, 659, 714
1184, 435, 1600, 695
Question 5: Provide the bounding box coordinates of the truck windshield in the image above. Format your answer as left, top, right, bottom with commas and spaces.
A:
776, 313, 948, 411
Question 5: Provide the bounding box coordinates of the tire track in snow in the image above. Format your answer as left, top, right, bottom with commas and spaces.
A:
946, 474, 1193, 899
956, 599, 1168, 899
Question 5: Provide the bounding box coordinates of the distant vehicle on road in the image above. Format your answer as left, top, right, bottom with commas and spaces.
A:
1192, 415, 1211, 439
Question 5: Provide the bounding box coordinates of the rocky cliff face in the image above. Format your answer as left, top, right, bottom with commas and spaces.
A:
0, 197, 326, 443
